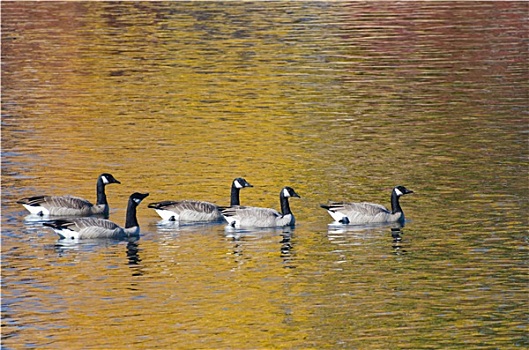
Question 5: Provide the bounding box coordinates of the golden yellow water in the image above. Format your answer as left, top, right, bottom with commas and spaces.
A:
2, 2, 527, 349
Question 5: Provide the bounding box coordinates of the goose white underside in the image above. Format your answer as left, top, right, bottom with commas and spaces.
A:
50, 227, 80, 241
154, 209, 179, 221
223, 216, 239, 228
326, 209, 348, 223
22, 204, 50, 216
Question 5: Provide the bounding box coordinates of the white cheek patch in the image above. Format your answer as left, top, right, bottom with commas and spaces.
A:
133, 198, 141, 204
394, 188, 403, 196
102, 176, 109, 184
234, 180, 243, 189
283, 188, 290, 198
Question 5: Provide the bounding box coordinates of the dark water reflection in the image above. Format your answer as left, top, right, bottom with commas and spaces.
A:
2, 2, 527, 349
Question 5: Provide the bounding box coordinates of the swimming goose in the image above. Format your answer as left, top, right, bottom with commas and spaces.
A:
17, 173, 121, 217
43, 192, 149, 240
221, 186, 301, 228
148, 177, 253, 222
320, 185, 413, 225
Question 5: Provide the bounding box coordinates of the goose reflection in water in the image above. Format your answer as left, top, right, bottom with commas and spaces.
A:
53, 235, 140, 251
326, 221, 408, 255
327, 220, 405, 234
390, 227, 407, 255
126, 240, 141, 265
225, 226, 297, 269
153, 220, 222, 235
126, 241, 144, 277
280, 230, 296, 269
51, 237, 144, 277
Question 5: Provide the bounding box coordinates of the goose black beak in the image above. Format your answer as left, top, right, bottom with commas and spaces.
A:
139, 193, 149, 199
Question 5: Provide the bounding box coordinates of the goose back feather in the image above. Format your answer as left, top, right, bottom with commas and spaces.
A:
149, 200, 221, 222
18, 195, 95, 216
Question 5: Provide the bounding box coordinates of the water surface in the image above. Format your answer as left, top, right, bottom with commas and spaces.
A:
2, 2, 527, 349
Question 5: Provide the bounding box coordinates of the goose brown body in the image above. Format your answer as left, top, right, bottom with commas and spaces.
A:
148, 177, 252, 222
321, 186, 413, 225
43, 192, 148, 240
17, 173, 120, 217
221, 187, 300, 228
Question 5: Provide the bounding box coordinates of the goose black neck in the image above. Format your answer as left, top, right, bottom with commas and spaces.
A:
280, 193, 293, 216
230, 184, 241, 206
124, 200, 139, 228
96, 178, 108, 206
390, 191, 403, 215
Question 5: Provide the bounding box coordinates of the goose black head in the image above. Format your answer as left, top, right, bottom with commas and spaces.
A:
130, 192, 149, 205
99, 173, 121, 185
394, 186, 413, 197
282, 186, 301, 199
234, 177, 253, 189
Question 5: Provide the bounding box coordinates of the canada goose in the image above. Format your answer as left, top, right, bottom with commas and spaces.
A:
43, 192, 149, 240
17, 173, 121, 217
148, 177, 253, 222
221, 186, 301, 228
320, 185, 413, 225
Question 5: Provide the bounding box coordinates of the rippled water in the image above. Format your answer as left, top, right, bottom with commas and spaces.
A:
2, 2, 527, 349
